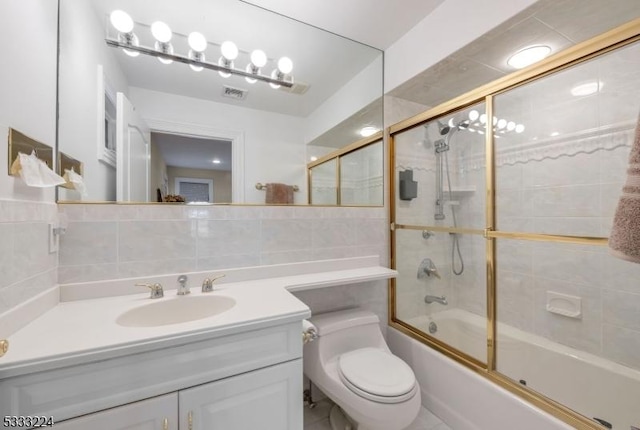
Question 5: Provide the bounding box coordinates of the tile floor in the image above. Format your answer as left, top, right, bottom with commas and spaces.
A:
304, 398, 452, 430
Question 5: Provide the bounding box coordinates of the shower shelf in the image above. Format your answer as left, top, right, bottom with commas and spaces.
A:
443, 186, 476, 200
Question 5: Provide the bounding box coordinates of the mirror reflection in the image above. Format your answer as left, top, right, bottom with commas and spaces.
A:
57, 0, 383, 204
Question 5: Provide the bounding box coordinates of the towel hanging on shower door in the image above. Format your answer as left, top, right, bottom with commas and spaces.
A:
609, 112, 640, 264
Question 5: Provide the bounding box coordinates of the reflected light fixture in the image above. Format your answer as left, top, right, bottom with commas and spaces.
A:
507, 45, 551, 69
106, 12, 295, 89
360, 126, 379, 137
571, 80, 603, 96
212, 158, 221, 164
310, 156, 318, 162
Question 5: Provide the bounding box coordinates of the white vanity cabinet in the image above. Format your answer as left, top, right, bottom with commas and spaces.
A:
0, 322, 304, 430
54, 360, 301, 430
52, 393, 178, 430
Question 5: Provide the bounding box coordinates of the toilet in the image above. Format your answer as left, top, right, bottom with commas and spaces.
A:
304, 308, 421, 430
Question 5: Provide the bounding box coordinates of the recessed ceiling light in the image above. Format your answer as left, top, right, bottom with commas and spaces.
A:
212, 159, 221, 164
507, 45, 552, 69
360, 126, 378, 137
571, 80, 603, 96
550, 131, 560, 137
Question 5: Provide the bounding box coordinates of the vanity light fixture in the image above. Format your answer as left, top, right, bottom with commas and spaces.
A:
454, 112, 525, 136
507, 45, 551, 69
106, 12, 294, 88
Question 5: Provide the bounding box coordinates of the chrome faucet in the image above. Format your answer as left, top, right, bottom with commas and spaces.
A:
424, 295, 448, 305
177, 275, 190, 295
202, 274, 226, 293
136, 283, 164, 299
418, 258, 441, 279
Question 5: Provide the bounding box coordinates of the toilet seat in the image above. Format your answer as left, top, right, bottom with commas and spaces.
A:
338, 347, 417, 404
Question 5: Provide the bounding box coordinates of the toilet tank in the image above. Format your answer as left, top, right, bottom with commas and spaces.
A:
308, 309, 389, 362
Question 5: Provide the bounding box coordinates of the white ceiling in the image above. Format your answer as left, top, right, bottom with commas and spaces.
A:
153, 133, 232, 171
240, 0, 446, 50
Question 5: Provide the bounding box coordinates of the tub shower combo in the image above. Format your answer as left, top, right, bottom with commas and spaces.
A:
390, 23, 640, 430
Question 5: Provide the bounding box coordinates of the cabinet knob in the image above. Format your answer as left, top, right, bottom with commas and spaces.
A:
162, 418, 168, 430
188, 411, 193, 430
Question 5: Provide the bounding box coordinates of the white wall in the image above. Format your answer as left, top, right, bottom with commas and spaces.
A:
129, 87, 307, 204
0, 0, 59, 319
304, 56, 383, 144
384, 0, 538, 92
57, 0, 130, 202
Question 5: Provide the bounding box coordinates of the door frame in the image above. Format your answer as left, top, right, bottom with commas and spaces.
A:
143, 117, 245, 203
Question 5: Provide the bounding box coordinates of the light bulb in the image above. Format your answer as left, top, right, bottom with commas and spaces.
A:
218, 57, 232, 78
448, 118, 455, 127
221, 41, 238, 60
245, 64, 257, 84
151, 21, 172, 43
468, 110, 479, 121
189, 50, 204, 72
269, 70, 281, 89
277, 57, 293, 74
118, 32, 140, 57
507, 121, 516, 131
250, 50, 267, 68
515, 124, 525, 133
110, 10, 134, 33
188, 32, 207, 52
497, 119, 507, 129
479, 113, 487, 124
155, 41, 173, 64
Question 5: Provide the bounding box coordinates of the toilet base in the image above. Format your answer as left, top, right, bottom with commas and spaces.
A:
329, 404, 356, 430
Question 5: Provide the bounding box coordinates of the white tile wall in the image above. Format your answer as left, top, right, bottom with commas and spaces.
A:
0, 200, 57, 315
58, 205, 389, 285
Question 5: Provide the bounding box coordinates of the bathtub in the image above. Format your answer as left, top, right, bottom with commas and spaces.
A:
406, 309, 640, 430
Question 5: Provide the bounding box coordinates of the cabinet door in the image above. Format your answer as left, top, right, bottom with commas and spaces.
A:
179, 359, 302, 430
53, 393, 177, 430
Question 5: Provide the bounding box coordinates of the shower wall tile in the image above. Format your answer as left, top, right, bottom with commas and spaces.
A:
57, 205, 389, 284
602, 289, 640, 331
602, 324, 640, 370
533, 277, 602, 355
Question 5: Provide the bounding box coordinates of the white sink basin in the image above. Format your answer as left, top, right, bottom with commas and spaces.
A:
116, 295, 236, 327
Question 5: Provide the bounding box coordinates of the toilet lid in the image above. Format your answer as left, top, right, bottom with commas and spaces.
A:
338, 348, 417, 403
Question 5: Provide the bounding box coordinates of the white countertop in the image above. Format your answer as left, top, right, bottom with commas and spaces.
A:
0, 259, 397, 379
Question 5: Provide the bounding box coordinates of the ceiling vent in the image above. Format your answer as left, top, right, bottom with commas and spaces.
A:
278, 80, 310, 95
221, 85, 248, 100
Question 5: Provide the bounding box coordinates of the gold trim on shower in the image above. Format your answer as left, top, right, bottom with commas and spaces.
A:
388, 18, 640, 430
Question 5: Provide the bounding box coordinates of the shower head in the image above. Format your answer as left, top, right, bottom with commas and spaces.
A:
437, 121, 451, 136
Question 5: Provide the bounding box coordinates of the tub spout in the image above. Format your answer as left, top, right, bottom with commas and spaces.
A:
425, 295, 448, 305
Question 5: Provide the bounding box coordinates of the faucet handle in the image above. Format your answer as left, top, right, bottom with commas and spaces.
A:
136, 283, 164, 299
418, 258, 441, 279
202, 274, 226, 293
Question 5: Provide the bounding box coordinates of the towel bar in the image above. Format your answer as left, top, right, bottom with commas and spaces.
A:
255, 183, 299, 191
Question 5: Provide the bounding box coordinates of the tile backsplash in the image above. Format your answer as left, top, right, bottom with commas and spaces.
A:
58, 205, 389, 284
0, 200, 57, 315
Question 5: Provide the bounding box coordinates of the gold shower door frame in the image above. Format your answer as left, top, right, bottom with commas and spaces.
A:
387, 18, 640, 430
